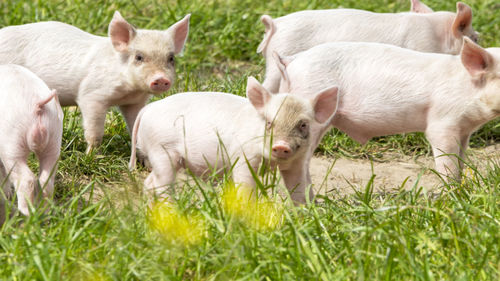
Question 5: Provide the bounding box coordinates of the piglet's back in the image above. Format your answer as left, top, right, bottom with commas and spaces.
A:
0, 64, 62, 135
136, 92, 257, 150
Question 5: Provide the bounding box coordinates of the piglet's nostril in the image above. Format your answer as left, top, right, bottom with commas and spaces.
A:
272, 143, 292, 159
150, 77, 171, 92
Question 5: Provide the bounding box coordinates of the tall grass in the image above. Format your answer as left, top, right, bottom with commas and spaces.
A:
0, 0, 498, 280
0, 161, 498, 280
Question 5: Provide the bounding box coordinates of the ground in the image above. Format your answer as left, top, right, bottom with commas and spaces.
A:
311, 144, 500, 195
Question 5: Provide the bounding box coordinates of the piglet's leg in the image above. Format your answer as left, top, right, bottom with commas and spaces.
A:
426, 125, 463, 181
232, 158, 262, 198
37, 148, 60, 200
304, 122, 333, 190
78, 98, 109, 154
459, 134, 471, 161
144, 149, 179, 198
0, 160, 8, 197
3, 158, 37, 216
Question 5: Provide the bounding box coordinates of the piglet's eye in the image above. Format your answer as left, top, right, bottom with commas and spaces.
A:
266, 121, 272, 128
135, 54, 144, 62
168, 55, 175, 64
299, 121, 309, 133
298, 121, 309, 138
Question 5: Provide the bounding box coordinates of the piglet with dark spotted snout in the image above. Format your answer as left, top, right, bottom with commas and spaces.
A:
129, 77, 338, 203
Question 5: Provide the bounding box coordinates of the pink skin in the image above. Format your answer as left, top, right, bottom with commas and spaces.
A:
277, 38, 500, 181
258, 1, 479, 93
149, 74, 171, 92
272, 140, 292, 159
129, 77, 338, 203
0, 64, 63, 216
0, 12, 190, 153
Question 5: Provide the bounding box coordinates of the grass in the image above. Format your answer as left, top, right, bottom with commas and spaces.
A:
0, 0, 499, 280
1, 162, 499, 280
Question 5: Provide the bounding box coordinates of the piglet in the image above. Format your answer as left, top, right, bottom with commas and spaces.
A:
275, 38, 500, 180
258, 1, 478, 93
129, 77, 338, 203
0, 12, 190, 153
0, 64, 64, 215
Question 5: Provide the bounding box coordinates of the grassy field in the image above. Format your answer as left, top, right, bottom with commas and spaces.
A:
0, 0, 499, 280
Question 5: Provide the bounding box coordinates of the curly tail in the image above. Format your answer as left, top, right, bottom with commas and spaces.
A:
256, 15, 276, 54
29, 90, 57, 152
128, 109, 144, 170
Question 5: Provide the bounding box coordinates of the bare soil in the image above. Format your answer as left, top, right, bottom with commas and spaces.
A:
310, 144, 500, 196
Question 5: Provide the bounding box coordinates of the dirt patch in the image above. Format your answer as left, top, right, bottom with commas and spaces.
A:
310, 144, 500, 196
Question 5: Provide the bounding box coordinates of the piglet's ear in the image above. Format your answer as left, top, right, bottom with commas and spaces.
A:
452, 2, 473, 38
272, 51, 292, 92
312, 86, 339, 124
461, 37, 493, 77
109, 11, 137, 52
410, 0, 434, 13
247, 76, 272, 114
167, 14, 191, 54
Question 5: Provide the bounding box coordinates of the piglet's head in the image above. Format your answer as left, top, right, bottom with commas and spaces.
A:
246, 76, 338, 162
461, 38, 500, 116
108, 11, 190, 94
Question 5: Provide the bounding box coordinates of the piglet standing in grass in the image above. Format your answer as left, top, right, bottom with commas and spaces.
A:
0, 64, 64, 216
129, 77, 338, 203
258, 1, 478, 93
0, 12, 190, 153
275, 38, 500, 180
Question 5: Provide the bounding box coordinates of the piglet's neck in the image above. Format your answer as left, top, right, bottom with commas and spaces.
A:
237, 103, 270, 159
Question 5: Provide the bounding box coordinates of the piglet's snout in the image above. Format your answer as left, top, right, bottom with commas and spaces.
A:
150, 75, 171, 92
272, 141, 292, 159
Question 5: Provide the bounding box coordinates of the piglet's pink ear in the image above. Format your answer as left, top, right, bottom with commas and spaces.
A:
461, 37, 493, 77
109, 11, 137, 52
312, 86, 339, 124
452, 2, 473, 38
168, 14, 191, 54
246, 76, 272, 115
410, 0, 433, 13
272, 51, 292, 92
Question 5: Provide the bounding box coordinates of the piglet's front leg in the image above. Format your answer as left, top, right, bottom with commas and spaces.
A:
426, 124, 467, 181
78, 97, 109, 154
232, 158, 263, 199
